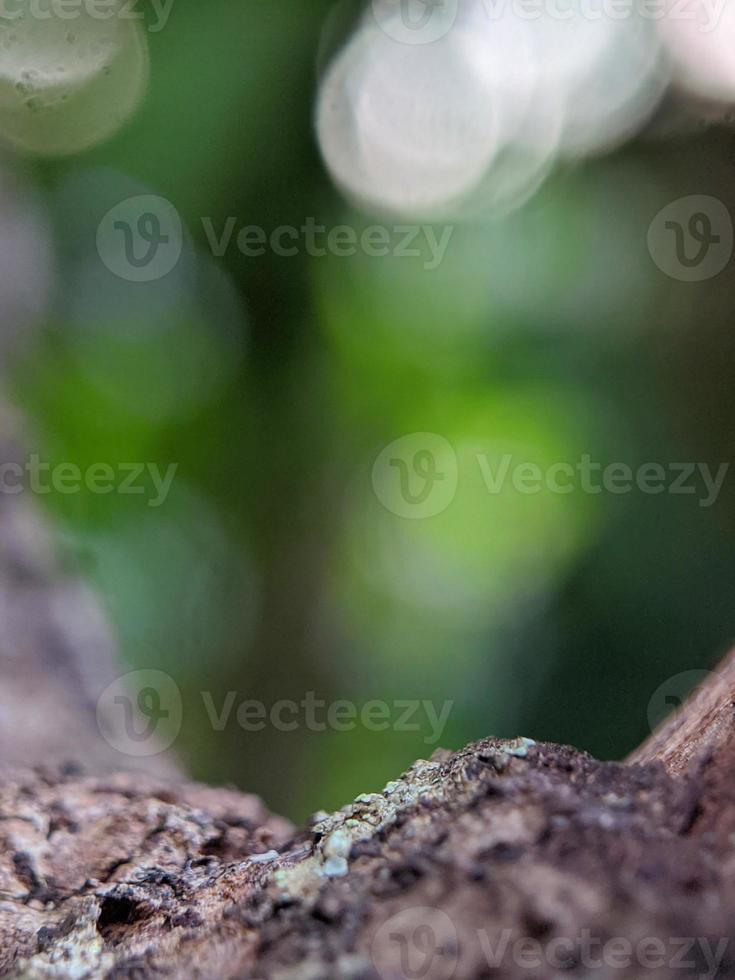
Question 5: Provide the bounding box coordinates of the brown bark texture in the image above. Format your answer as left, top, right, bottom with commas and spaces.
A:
1, 416, 735, 979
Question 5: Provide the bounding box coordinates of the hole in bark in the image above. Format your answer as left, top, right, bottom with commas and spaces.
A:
201, 834, 228, 858
97, 894, 147, 941
488, 842, 525, 862
523, 912, 554, 940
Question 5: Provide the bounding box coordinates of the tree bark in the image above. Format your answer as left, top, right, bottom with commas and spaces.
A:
0, 405, 179, 780
1, 416, 735, 978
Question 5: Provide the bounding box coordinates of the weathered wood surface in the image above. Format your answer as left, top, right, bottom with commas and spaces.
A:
0, 723, 734, 978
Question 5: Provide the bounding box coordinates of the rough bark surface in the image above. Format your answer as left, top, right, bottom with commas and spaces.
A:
631, 651, 735, 853
2, 417, 735, 978
0, 720, 734, 978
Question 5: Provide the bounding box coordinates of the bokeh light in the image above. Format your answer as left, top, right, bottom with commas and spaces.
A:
317, 0, 670, 219
0, 0, 148, 155
658, 0, 735, 102
4, 0, 735, 822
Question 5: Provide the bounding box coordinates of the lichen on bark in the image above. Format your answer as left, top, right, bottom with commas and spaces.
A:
1, 722, 734, 979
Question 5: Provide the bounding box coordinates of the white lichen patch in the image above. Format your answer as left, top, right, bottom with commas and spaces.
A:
8, 904, 116, 979
270, 743, 532, 904
272, 759, 450, 902
247, 850, 279, 865
501, 737, 537, 759
321, 829, 352, 878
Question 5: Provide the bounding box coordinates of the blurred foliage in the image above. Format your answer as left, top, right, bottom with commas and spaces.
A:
6, 0, 735, 820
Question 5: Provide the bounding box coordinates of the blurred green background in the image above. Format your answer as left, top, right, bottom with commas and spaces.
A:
5, 0, 735, 821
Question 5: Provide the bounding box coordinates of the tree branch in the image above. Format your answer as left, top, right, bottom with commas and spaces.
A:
629, 648, 735, 847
